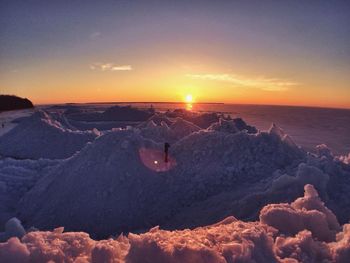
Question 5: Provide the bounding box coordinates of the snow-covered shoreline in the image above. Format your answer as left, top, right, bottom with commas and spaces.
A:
1, 185, 349, 262
0, 109, 34, 137
0, 105, 349, 262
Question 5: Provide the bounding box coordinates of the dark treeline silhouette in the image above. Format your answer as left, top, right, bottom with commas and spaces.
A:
0, 95, 34, 112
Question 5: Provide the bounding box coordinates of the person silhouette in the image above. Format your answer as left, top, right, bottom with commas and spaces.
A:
164, 142, 170, 163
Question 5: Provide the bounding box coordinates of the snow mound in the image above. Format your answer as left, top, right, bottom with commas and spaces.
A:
126, 218, 277, 263
17, 121, 305, 238
207, 118, 257, 134
1, 185, 350, 263
138, 120, 174, 143
207, 118, 239, 133
0, 111, 98, 159
189, 112, 222, 128
206, 117, 258, 134
169, 117, 201, 138
0, 218, 26, 242
17, 129, 167, 237
0, 237, 29, 263
0, 220, 275, 263
260, 184, 340, 242
269, 162, 330, 196
138, 116, 200, 143
0, 158, 60, 228
165, 110, 221, 128
144, 113, 174, 126
269, 123, 298, 148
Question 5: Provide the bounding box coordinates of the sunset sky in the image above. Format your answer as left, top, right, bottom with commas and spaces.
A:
0, 0, 349, 108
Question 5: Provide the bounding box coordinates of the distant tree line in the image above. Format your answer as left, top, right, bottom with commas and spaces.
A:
0, 95, 34, 112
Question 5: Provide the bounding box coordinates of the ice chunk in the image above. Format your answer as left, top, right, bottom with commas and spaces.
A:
207, 118, 239, 133
0, 237, 30, 263
337, 153, 350, 165
260, 184, 340, 242
0, 218, 26, 242
275, 230, 332, 262
316, 144, 333, 158
169, 117, 200, 138
268, 123, 285, 138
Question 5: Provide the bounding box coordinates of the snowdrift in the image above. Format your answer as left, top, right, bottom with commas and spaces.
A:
1, 109, 350, 262
0, 111, 99, 159
1, 185, 350, 263
17, 117, 311, 238
0, 158, 60, 230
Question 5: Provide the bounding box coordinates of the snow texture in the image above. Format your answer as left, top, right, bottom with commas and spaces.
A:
260, 184, 340, 242
0, 111, 98, 159
1, 107, 350, 262
337, 153, 350, 165
1, 185, 350, 263
0, 158, 60, 228
11, 113, 350, 240
17, 118, 308, 238
0, 218, 25, 242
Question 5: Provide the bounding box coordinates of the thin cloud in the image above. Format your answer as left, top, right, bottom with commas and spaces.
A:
187, 73, 298, 91
90, 63, 132, 71
89, 31, 101, 40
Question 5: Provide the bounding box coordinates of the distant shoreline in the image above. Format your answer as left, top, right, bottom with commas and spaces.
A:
83, 101, 225, 105
34, 102, 350, 111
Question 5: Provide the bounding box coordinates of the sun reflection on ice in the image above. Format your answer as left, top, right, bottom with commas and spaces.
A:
184, 94, 194, 111
186, 103, 193, 111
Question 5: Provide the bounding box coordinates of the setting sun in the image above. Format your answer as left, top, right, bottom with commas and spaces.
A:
185, 94, 193, 103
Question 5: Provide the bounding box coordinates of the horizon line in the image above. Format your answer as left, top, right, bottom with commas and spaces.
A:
34, 101, 350, 111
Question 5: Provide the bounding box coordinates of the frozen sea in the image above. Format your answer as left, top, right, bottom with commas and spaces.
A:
62, 102, 350, 155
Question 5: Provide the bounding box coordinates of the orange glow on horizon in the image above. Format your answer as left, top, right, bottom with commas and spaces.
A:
186, 103, 193, 111
1, 59, 349, 109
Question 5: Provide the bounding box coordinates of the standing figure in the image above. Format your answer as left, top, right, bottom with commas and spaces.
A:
164, 142, 170, 163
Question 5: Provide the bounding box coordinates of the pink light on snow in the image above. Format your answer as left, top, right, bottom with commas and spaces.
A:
138, 147, 176, 172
